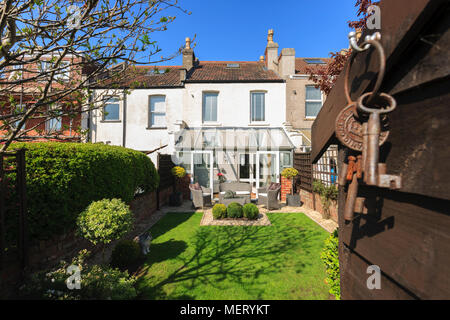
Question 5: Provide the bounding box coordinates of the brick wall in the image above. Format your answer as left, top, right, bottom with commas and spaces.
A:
0, 185, 172, 297
299, 189, 338, 222
281, 176, 293, 202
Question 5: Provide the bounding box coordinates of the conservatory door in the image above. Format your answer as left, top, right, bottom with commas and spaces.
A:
191, 151, 214, 198
256, 151, 279, 193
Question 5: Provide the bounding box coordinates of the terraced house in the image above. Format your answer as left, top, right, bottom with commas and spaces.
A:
90, 30, 327, 197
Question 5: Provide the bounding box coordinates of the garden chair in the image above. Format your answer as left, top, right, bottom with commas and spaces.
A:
257, 183, 281, 210
189, 183, 212, 209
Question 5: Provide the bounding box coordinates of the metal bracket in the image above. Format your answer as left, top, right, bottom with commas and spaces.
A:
348, 31, 381, 52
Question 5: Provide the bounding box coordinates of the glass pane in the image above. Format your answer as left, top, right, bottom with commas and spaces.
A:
306, 86, 321, 100
104, 103, 119, 120
150, 96, 166, 112
251, 93, 265, 122
48, 117, 62, 131
280, 152, 292, 169
306, 102, 322, 117
151, 113, 166, 127
193, 153, 211, 188
240, 154, 250, 179
203, 93, 217, 122
259, 153, 277, 188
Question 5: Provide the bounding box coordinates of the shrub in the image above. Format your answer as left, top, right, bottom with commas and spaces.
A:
171, 166, 186, 179
212, 204, 227, 220
110, 240, 142, 270
227, 202, 243, 218
243, 203, 259, 220
281, 167, 299, 179
313, 180, 338, 219
20, 250, 138, 300
77, 199, 134, 246
5, 142, 159, 242
321, 229, 340, 299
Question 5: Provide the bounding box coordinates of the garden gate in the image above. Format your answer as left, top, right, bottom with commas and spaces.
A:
312, 0, 450, 299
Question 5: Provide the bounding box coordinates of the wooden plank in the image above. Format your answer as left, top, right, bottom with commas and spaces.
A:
340, 185, 450, 299
311, 0, 445, 162
340, 244, 416, 300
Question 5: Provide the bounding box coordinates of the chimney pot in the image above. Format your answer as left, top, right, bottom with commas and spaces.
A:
185, 37, 191, 50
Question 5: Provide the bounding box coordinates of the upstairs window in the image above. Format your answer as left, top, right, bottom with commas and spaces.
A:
305, 86, 323, 118
202, 92, 218, 123
46, 105, 62, 132
149, 95, 166, 128
41, 60, 70, 81
251, 92, 265, 122
103, 97, 120, 121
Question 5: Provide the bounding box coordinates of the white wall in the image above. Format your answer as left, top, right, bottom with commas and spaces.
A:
91, 82, 286, 167
183, 82, 286, 127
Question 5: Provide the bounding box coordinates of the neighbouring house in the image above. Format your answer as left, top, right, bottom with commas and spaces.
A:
261, 29, 330, 152
0, 54, 93, 142
90, 30, 328, 197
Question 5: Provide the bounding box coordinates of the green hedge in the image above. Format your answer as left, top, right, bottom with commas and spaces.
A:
6, 142, 159, 242
321, 229, 340, 299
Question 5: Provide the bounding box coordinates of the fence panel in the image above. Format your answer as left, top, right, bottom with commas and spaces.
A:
293, 152, 312, 192
312, 145, 338, 187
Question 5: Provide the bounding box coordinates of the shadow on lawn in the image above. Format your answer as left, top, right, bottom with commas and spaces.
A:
137, 214, 324, 300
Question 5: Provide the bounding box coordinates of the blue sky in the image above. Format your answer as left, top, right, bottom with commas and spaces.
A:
151, 0, 360, 65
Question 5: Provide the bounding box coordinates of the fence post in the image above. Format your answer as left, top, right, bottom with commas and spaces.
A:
0, 154, 4, 272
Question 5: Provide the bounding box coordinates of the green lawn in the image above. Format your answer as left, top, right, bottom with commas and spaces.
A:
136, 212, 331, 300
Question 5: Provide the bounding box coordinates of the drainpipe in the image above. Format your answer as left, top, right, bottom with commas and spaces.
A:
122, 89, 127, 147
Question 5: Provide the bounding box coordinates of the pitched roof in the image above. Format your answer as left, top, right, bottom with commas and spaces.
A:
295, 58, 331, 74
93, 66, 183, 89
186, 61, 283, 82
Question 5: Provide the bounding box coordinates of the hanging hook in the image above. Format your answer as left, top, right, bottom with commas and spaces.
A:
348, 31, 381, 52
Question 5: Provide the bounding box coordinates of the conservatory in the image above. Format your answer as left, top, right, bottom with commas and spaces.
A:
173, 127, 295, 197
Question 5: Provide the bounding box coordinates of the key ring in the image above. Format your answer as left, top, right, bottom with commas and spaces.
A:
344, 38, 386, 108
357, 92, 397, 114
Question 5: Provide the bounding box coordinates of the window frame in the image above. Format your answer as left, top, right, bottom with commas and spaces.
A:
46, 105, 63, 133
148, 95, 167, 129
250, 91, 266, 123
102, 96, 121, 122
305, 85, 323, 119
202, 91, 219, 124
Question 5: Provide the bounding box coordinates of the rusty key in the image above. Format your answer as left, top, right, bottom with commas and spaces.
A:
343, 155, 363, 221
357, 92, 397, 186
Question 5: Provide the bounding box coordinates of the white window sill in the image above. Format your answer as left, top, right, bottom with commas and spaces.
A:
202, 122, 222, 127
304, 117, 316, 121
100, 120, 121, 123
248, 122, 269, 126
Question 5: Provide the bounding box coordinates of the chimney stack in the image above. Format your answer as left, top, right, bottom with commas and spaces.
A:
278, 48, 296, 78
182, 37, 195, 71
265, 29, 279, 72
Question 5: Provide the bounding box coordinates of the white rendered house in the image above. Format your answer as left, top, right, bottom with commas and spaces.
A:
90, 37, 296, 197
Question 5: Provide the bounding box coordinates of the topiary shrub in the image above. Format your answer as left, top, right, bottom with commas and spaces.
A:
321, 229, 340, 299
227, 202, 243, 219
5, 142, 159, 242
77, 198, 134, 246
212, 204, 227, 220
110, 239, 142, 270
171, 166, 186, 179
243, 203, 259, 220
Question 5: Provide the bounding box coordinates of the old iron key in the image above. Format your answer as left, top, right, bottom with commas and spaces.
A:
357, 92, 401, 189
343, 155, 365, 221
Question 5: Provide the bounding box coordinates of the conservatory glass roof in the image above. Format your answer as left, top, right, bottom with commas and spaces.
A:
174, 127, 294, 151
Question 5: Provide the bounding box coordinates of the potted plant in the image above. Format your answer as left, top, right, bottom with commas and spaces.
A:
217, 171, 226, 183
281, 167, 301, 206
170, 166, 186, 206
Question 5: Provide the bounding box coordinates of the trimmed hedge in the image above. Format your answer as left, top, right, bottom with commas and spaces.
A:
212, 204, 227, 220
6, 142, 159, 242
226, 202, 243, 218
110, 240, 142, 270
321, 229, 340, 299
243, 203, 259, 220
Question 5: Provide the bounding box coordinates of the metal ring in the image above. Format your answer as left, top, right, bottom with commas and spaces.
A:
361, 39, 386, 103
357, 92, 397, 114
344, 53, 356, 105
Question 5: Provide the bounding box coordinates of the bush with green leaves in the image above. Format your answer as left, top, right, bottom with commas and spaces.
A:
321, 229, 340, 299
5, 142, 159, 242
171, 166, 186, 178
227, 202, 243, 219
212, 204, 227, 220
243, 203, 259, 220
223, 190, 235, 199
281, 167, 299, 179
77, 199, 134, 246
19, 250, 138, 300
110, 239, 142, 270
313, 180, 338, 219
